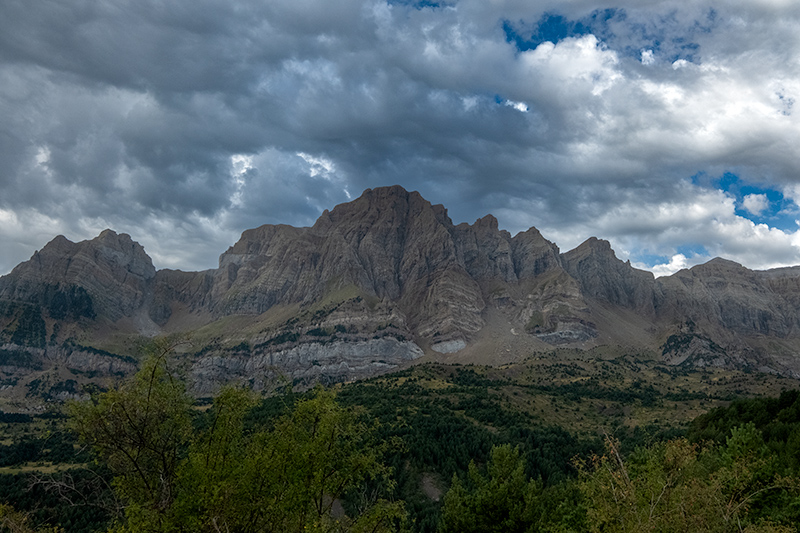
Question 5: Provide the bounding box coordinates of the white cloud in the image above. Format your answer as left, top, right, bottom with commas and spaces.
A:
646, 254, 691, 278
741, 193, 769, 215
2, 0, 800, 277
672, 59, 691, 70
229, 155, 253, 208
531, 178, 800, 275
297, 152, 335, 178
34, 146, 51, 167
0, 207, 75, 274
504, 99, 529, 112
518, 35, 621, 98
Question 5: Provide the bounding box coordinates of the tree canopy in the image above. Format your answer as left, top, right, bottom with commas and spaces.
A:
66, 338, 405, 533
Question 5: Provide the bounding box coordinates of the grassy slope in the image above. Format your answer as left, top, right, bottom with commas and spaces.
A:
354, 349, 800, 436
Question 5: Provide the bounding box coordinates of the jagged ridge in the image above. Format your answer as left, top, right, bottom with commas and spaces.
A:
4, 185, 800, 400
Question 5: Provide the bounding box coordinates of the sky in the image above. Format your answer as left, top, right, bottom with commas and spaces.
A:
1, 0, 800, 277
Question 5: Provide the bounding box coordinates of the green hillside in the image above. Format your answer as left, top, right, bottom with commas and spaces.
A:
2, 344, 800, 532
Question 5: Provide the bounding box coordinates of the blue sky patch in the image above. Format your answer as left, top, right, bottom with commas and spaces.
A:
694, 172, 797, 230
503, 11, 610, 51
631, 245, 708, 269
632, 252, 670, 266
502, 8, 712, 64
676, 243, 710, 258
388, 0, 444, 9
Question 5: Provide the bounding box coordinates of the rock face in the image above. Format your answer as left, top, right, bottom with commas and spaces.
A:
655, 259, 800, 337
563, 237, 656, 315
210, 187, 484, 344
204, 186, 568, 349
0, 230, 156, 322
4, 185, 800, 398
0, 342, 136, 406
190, 337, 423, 395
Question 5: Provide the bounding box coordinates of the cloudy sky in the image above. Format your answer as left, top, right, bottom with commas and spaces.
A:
2, 0, 800, 277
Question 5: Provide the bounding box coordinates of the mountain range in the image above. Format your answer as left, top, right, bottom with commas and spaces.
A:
3, 185, 800, 405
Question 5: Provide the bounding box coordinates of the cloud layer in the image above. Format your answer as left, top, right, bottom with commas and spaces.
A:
2, 0, 800, 276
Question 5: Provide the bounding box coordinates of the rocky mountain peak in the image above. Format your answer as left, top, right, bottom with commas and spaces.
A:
474, 214, 499, 231
5, 187, 800, 391
506, 228, 560, 279
563, 237, 613, 260
0, 230, 155, 321
36, 234, 73, 255
562, 237, 655, 312
325, 185, 449, 231
687, 257, 746, 275
91, 229, 156, 280
211, 186, 463, 315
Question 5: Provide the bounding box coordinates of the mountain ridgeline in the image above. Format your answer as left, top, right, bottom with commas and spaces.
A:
3, 185, 800, 399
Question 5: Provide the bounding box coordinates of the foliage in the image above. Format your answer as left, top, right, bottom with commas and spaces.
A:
171, 387, 405, 533
438, 444, 579, 533
66, 337, 405, 533
0, 430, 86, 467
0, 412, 32, 424
0, 471, 112, 533
8, 356, 800, 533
576, 429, 799, 533
67, 337, 193, 528
689, 390, 800, 452
688, 390, 800, 524
335, 369, 601, 532
0, 503, 62, 533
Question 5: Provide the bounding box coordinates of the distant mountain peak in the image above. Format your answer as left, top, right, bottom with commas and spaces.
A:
1, 230, 155, 322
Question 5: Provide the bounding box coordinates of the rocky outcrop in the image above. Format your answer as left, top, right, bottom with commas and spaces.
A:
6, 185, 800, 388
562, 237, 656, 315
190, 337, 423, 395
0, 230, 155, 322
655, 259, 800, 338
511, 227, 562, 279
209, 187, 489, 344
0, 342, 136, 376
0, 342, 137, 406
452, 215, 517, 282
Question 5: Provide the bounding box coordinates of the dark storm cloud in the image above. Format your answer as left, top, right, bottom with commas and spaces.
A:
1, 0, 800, 276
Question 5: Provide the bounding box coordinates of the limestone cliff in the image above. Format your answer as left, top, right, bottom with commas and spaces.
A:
562, 237, 656, 315
0, 230, 156, 323
4, 185, 800, 398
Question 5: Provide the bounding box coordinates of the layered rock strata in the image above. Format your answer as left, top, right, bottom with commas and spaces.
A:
3, 185, 800, 398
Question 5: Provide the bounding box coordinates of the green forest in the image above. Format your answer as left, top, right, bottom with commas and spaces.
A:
3, 339, 800, 532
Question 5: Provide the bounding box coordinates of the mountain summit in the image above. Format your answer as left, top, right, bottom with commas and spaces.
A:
3, 185, 800, 399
